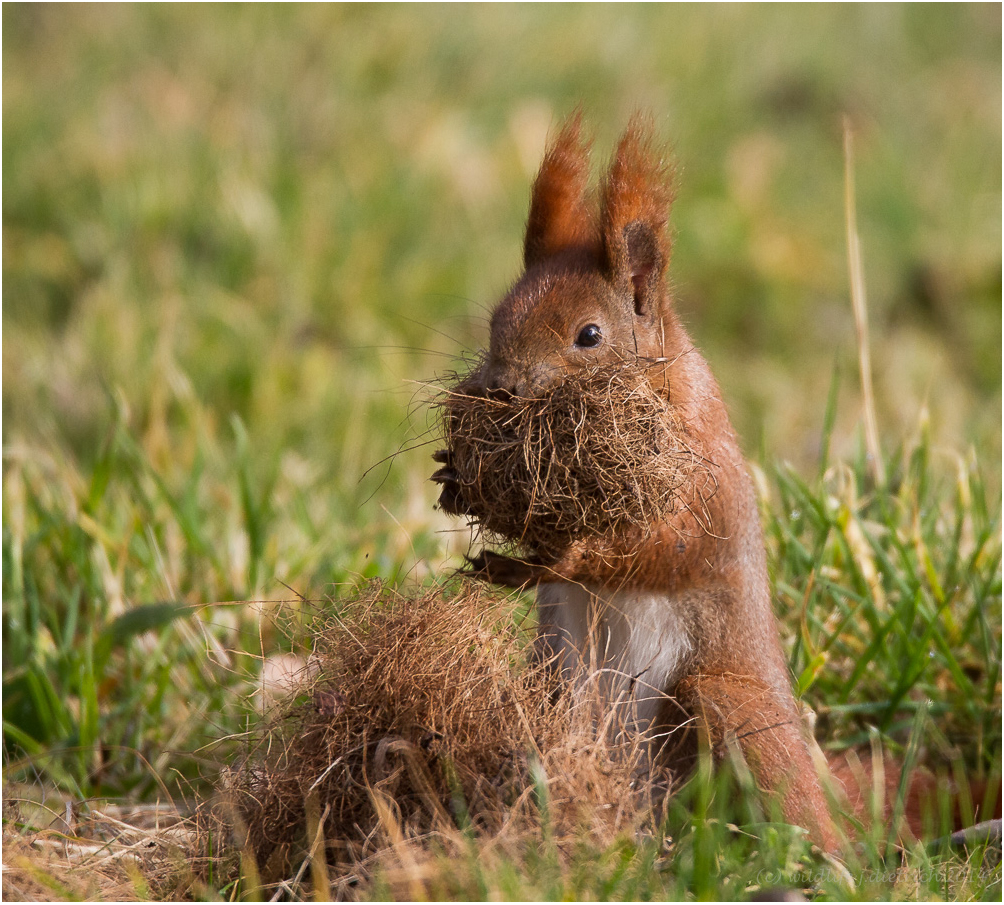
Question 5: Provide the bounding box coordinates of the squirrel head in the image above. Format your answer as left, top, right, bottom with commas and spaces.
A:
472, 115, 678, 399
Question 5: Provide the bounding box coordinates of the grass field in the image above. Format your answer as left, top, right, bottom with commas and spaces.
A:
2, 4, 1001, 900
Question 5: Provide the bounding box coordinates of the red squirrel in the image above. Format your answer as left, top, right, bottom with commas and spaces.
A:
433, 116, 873, 855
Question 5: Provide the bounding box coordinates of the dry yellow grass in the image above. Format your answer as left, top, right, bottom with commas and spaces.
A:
2, 801, 196, 901
202, 581, 669, 897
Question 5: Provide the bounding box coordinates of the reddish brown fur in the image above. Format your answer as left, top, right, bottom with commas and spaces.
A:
599, 123, 675, 301
436, 117, 839, 853
826, 750, 1002, 840
523, 114, 599, 269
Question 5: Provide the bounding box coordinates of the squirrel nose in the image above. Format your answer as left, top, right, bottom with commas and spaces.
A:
484, 369, 521, 400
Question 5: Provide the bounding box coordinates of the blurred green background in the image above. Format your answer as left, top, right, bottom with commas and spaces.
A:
6, 3, 1001, 467
6, 4, 1000, 470
1, 0, 1001, 808
4, 1, 1001, 593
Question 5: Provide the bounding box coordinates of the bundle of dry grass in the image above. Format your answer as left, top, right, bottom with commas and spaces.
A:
208, 582, 661, 894
438, 363, 711, 553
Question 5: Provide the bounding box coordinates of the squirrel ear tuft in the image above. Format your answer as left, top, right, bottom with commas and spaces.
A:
600, 119, 675, 317
523, 114, 599, 269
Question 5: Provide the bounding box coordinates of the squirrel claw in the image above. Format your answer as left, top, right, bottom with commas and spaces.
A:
434, 471, 470, 516
430, 448, 469, 513
431, 450, 469, 513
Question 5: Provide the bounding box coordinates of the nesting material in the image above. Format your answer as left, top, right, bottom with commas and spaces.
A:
440, 363, 711, 553
209, 582, 659, 888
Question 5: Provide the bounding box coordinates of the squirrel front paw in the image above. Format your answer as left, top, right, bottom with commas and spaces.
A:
463, 550, 545, 588
431, 448, 471, 516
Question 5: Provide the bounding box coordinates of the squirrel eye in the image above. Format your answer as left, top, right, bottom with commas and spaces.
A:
575, 323, 602, 348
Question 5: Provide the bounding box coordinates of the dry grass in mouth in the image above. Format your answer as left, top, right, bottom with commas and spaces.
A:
204, 581, 665, 894
437, 363, 713, 555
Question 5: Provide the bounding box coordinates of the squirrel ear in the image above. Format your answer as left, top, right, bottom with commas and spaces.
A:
523, 114, 599, 269
600, 120, 675, 317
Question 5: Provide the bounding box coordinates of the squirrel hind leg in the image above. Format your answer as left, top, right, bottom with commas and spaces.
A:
673, 671, 843, 856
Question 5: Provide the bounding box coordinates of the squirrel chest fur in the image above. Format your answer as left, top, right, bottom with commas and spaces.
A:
432, 116, 841, 854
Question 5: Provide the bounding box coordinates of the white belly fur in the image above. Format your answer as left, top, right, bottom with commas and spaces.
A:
535, 581, 693, 731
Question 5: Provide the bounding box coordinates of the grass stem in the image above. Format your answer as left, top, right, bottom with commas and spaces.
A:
843, 118, 886, 488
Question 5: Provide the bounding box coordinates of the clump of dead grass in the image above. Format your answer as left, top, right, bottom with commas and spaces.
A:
205, 581, 664, 896
438, 363, 711, 554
